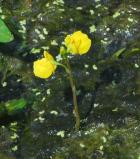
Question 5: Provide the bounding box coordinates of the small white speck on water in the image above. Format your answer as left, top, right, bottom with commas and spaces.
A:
89, 10, 94, 15
51, 40, 58, 46
99, 145, 104, 150
128, 17, 134, 22
1, 15, 6, 19
35, 28, 41, 34
84, 64, 89, 68
38, 116, 45, 122
39, 110, 45, 115
92, 64, 98, 70
31, 48, 41, 54
35, 92, 41, 96
34, 118, 38, 122
11, 145, 18, 152
41, 46, 50, 50
80, 143, 85, 148
39, 34, 45, 40
86, 72, 89, 75
131, 6, 137, 11
104, 37, 108, 41
70, 18, 74, 22
95, 4, 101, 8
56, 130, 65, 138
134, 63, 139, 68
17, 79, 22, 82
43, 28, 48, 35
10, 122, 17, 126
32, 39, 38, 43
113, 11, 120, 18
94, 103, 99, 108
19, 19, 26, 25
50, 110, 58, 115
0, 7, 3, 13
76, 7, 83, 10
89, 25, 97, 33
56, 54, 63, 62
41, 97, 46, 102
2, 82, 7, 87
45, 3, 49, 7
95, 0, 100, 2
47, 89, 51, 95
11, 133, 19, 140
106, 28, 110, 31
112, 108, 118, 112
101, 136, 107, 143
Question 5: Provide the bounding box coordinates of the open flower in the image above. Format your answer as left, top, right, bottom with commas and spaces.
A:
65, 31, 91, 55
33, 51, 56, 79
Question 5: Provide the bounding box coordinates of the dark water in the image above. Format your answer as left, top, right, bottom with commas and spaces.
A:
0, 0, 140, 159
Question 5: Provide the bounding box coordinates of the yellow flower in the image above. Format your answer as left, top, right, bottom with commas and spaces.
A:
65, 31, 91, 55
33, 51, 56, 79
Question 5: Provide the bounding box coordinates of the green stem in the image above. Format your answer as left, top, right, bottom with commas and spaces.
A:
53, 61, 69, 73
65, 58, 80, 131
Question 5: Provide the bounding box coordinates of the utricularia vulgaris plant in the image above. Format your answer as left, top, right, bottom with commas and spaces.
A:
33, 31, 91, 130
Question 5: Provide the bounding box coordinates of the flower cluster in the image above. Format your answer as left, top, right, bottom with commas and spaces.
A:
33, 31, 91, 78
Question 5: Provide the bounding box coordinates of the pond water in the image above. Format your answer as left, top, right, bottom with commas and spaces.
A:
0, 0, 140, 159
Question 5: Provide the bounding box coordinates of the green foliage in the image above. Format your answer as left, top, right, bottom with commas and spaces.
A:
123, 48, 140, 58
112, 48, 126, 59
5, 98, 27, 115
0, 18, 14, 43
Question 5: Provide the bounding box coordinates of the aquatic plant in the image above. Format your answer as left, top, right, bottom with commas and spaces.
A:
33, 31, 91, 130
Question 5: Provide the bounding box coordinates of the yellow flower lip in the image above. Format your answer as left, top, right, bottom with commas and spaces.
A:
33, 51, 56, 79
64, 31, 91, 55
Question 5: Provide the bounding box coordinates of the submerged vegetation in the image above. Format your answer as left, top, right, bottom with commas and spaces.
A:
0, 0, 140, 159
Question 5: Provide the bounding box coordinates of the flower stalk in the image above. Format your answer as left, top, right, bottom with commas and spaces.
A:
65, 58, 80, 131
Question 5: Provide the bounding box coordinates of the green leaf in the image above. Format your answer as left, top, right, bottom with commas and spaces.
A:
112, 48, 126, 59
5, 98, 27, 115
123, 48, 140, 58
0, 19, 14, 43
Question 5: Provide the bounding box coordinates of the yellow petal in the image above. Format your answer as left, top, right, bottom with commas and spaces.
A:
78, 38, 91, 54
71, 31, 83, 39
44, 51, 57, 70
72, 38, 81, 52
69, 43, 78, 54
44, 51, 54, 61
65, 35, 71, 46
